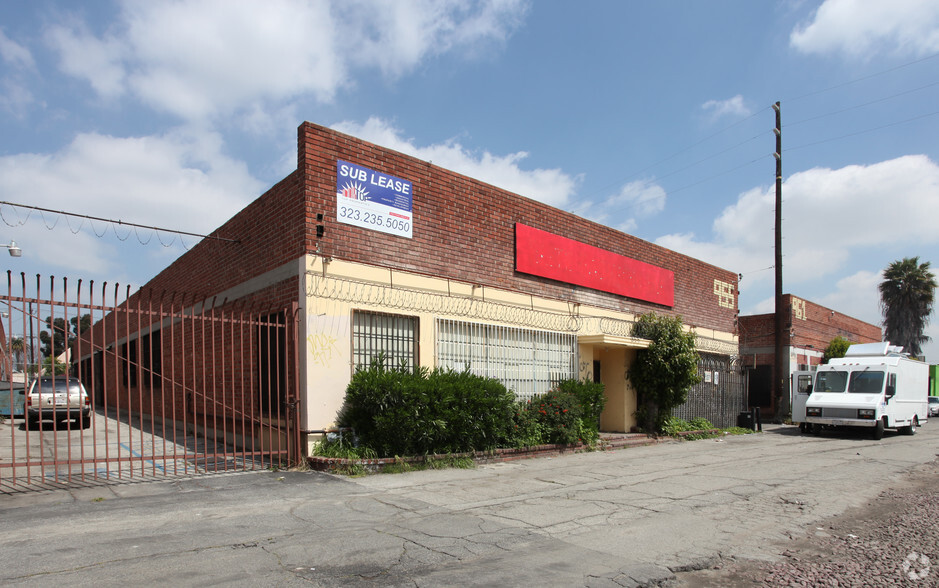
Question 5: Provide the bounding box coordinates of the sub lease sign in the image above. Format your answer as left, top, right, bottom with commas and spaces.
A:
336, 160, 413, 239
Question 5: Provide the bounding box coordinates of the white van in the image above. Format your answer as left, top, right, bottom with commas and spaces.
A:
804, 342, 928, 440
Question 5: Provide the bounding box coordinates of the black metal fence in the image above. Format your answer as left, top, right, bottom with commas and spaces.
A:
671, 353, 748, 429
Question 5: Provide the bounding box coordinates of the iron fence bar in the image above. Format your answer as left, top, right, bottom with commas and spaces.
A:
73, 279, 84, 482
291, 302, 302, 463
112, 282, 123, 480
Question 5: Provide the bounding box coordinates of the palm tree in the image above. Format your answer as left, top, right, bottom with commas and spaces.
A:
10, 337, 28, 372
879, 257, 936, 357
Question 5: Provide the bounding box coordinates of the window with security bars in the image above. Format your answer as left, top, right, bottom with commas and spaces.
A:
352, 311, 419, 370
435, 319, 577, 401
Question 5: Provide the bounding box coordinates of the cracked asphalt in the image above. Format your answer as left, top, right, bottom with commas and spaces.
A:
1, 423, 937, 587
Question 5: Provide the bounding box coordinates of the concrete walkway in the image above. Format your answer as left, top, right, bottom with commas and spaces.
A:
1, 423, 937, 586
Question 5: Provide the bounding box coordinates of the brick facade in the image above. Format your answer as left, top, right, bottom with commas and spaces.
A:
298, 122, 737, 331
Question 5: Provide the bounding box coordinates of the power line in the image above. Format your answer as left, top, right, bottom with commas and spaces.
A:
786, 109, 939, 152
782, 51, 939, 103
787, 79, 939, 128
0, 201, 240, 246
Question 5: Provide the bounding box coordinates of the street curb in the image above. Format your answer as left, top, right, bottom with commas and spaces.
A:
307, 432, 668, 474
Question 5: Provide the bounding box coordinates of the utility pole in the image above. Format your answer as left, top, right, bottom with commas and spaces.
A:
773, 101, 785, 421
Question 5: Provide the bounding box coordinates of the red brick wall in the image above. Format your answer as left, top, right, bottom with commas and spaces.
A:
141, 171, 305, 303
739, 295, 881, 355
300, 122, 738, 333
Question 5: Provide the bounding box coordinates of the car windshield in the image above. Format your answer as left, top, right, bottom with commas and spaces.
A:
848, 370, 884, 394
31, 379, 82, 394
814, 371, 847, 392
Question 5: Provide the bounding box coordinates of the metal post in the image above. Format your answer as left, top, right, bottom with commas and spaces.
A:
773, 102, 785, 422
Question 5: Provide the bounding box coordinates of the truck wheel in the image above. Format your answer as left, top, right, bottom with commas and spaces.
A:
901, 417, 918, 436
872, 419, 885, 440
799, 423, 807, 434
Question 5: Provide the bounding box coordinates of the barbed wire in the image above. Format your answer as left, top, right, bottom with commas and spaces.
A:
305, 271, 738, 355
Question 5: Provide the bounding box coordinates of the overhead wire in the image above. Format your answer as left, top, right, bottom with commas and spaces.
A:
0, 201, 240, 248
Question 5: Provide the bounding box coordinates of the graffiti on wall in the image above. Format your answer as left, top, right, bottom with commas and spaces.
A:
306, 305, 348, 368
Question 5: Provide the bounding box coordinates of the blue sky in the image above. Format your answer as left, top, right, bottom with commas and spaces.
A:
2, 0, 939, 359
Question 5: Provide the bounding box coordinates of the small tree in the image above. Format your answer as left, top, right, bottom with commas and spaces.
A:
628, 313, 700, 434
822, 336, 851, 364
39, 314, 91, 358
42, 355, 69, 376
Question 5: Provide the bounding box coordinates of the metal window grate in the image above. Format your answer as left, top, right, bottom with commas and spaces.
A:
352, 311, 418, 370
435, 319, 576, 401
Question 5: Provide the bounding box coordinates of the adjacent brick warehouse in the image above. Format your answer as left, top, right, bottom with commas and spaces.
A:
739, 294, 881, 417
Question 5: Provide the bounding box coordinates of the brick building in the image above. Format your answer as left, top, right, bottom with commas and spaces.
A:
95, 121, 742, 453
738, 295, 881, 420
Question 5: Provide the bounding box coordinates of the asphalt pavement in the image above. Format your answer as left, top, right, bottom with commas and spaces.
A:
1, 423, 937, 587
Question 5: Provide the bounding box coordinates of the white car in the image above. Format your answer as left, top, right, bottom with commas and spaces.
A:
929, 396, 939, 418
26, 377, 91, 429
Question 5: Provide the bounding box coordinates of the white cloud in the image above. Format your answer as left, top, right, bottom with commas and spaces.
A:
0, 128, 265, 274
816, 270, 882, 324
0, 29, 35, 69
701, 95, 752, 121
332, 117, 578, 208
45, 23, 126, 98
0, 79, 34, 118
581, 179, 666, 233
660, 155, 939, 286
47, 0, 529, 122
338, 0, 529, 77
791, 0, 939, 58
0, 30, 36, 117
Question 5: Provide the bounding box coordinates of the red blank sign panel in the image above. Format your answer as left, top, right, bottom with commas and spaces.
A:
515, 224, 674, 307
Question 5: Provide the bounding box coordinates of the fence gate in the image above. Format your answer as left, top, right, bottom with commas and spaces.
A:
671, 353, 749, 429
1, 273, 301, 492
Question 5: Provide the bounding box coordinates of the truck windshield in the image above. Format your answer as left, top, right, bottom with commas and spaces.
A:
814, 371, 847, 392
848, 371, 884, 394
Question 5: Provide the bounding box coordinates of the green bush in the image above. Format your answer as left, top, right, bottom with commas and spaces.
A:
662, 416, 715, 436
555, 378, 606, 443
527, 388, 583, 445
510, 400, 546, 447
336, 358, 517, 457
425, 368, 518, 453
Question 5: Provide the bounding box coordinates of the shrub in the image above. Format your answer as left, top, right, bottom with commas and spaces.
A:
510, 400, 546, 447
662, 416, 714, 436
528, 388, 583, 445
424, 368, 518, 453
336, 358, 517, 457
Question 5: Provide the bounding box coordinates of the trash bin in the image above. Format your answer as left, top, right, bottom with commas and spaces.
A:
737, 411, 754, 429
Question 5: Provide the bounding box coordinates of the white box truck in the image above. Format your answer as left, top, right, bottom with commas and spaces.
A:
804, 342, 928, 440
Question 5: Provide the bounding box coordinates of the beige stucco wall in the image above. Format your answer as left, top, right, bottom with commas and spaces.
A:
301, 256, 738, 450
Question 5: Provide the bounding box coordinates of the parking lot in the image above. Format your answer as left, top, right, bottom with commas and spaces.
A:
1, 406, 259, 492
